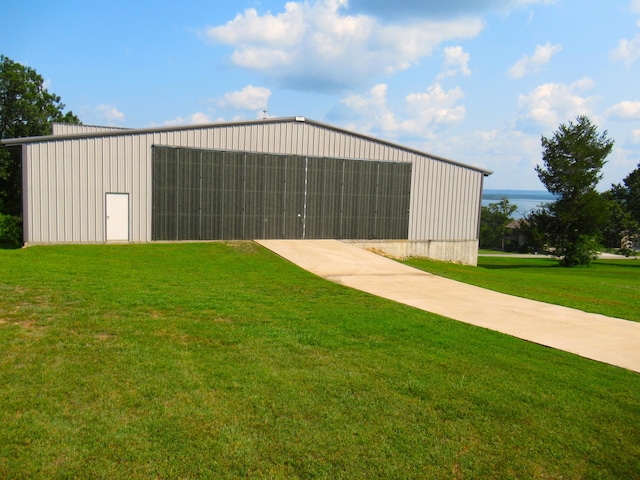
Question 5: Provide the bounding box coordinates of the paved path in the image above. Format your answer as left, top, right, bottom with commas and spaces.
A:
256, 239, 640, 373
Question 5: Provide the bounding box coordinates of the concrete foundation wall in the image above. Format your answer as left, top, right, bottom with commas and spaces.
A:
344, 239, 479, 266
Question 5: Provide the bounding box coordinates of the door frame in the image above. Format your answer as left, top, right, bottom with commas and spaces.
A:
105, 192, 130, 241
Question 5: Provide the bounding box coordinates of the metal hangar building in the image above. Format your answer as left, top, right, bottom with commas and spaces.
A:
2, 116, 491, 265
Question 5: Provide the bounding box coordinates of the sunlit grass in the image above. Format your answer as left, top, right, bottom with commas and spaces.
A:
1, 243, 639, 478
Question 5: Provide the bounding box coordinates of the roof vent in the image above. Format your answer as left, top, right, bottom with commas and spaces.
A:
295, 116, 306, 122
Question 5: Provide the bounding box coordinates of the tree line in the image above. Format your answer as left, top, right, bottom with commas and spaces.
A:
481, 116, 639, 266
0, 55, 80, 247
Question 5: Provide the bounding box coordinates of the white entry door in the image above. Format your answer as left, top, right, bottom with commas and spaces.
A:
106, 193, 130, 241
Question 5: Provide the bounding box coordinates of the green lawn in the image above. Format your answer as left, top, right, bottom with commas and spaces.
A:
403, 255, 640, 322
1, 243, 639, 479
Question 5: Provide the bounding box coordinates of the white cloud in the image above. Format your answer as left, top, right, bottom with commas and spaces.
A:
162, 112, 212, 126
508, 42, 562, 78
611, 4, 640, 65
203, 0, 484, 91
95, 104, 125, 123
340, 82, 466, 138
218, 85, 271, 110
630, 129, 640, 143
405, 84, 466, 128
606, 100, 640, 120
516, 78, 598, 132
207, 3, 306, 46
342, 83, 388, 114
437, 46, 471, 80
189, 112, 213, 124
340, 84, 402, 134
611, 34, 640, 66
442, 128, 542, 189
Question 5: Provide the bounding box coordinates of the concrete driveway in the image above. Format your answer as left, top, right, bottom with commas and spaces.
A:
256, 239, 640, 374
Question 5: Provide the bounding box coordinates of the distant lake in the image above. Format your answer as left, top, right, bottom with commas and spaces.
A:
482, 189, 556, 219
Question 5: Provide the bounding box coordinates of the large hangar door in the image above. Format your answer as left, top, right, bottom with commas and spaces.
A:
305, 158, 411, 239
152, 147, 306, 240
152, 146, 410, 241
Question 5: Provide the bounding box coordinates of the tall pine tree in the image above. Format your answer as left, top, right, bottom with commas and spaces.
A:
533, 116, 613, 266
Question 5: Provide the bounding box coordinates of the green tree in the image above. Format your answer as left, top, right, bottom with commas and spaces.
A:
0, 55, 80, 246
613, 163, 640, 223
602, 164, 640, 253
519, 208, 551, 253
479, 197, 518, 250
534, 116, 614, 266
600, 192, 635, 250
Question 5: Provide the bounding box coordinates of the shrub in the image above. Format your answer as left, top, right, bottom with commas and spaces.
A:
0, 214, 22, 248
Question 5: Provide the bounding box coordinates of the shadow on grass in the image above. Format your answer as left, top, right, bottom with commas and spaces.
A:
0, 243, 22, 250
478, 264, 553, 270
595, 260, 640, 269
477, 259, 560, 270
479, 259, 640, 270
478, 265, 560, 270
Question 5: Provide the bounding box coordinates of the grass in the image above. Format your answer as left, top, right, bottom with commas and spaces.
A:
403, 255, 640, 322
0, 243, 639, 479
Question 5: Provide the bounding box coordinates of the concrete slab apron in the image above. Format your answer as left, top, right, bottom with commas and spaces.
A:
256, 239, 640, 374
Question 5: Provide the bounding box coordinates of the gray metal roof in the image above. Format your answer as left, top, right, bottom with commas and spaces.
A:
1, 116, 492, 176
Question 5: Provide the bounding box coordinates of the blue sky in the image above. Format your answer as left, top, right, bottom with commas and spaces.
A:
3, 0, 640, 190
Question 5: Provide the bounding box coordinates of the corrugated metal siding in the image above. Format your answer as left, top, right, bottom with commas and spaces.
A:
408, 157, 482, 240
24, 132, 151, 243
22, 119, 484, 244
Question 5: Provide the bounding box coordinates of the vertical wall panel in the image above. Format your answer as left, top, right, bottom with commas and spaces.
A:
215, 128, 221, 150
176, 148, 201, 240
200, 150, 223, 239
53, 142, 63, 241
376, 162, 412, 239
283, 155, 306, 239
44, 143, 53, 241
72, 140, 82, 241
152, 147, 178, 240
222, 151, 245, 239
243, 152, 263, 239
80, 140, 89, 241
88, 140, 97, 242
132, 136, 142, 241
119, 136, 127, 189
341, 159, 376, 239
262, 154, 287, 238
305, 157, 342, 239
285, 123, 294, 154
95, 138, 105, 241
